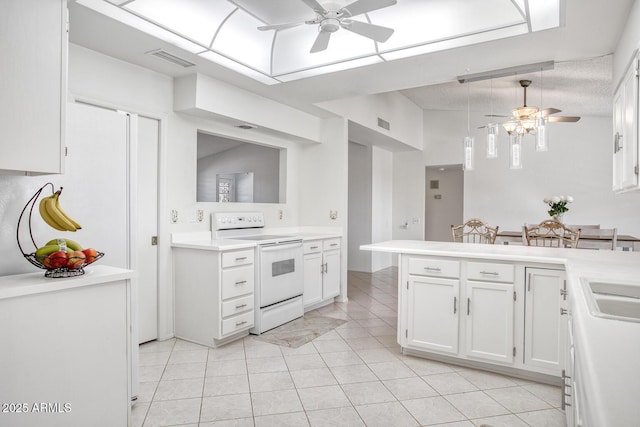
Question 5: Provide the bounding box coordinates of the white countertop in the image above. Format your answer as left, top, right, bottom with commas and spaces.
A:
0, 264, 136, 300
361, 240, 640, 426
171, 229, 342, 251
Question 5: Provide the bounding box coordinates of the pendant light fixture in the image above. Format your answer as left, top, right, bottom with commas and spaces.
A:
486, 79, 498, 159
463, 79, 474, 170
535, 68, 549, 152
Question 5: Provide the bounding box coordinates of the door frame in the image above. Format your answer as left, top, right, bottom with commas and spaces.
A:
71, 95, 169, 340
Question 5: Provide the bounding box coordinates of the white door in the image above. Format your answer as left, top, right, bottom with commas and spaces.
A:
465, 281, 514, 364
135, 116, 159, 343
406, 276, 459, 354
323, 250, 341, 299
524, 268, 566, 374
64, 102, 129, 269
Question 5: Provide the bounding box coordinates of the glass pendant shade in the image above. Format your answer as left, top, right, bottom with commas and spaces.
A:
535, 116, 549, 151
486, 123, 498, 158
463, 136, 475, 170
509, 134, 523, 169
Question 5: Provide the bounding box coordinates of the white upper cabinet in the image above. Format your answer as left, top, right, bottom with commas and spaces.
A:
0, 0, 67, 174
612, 50, 639, 192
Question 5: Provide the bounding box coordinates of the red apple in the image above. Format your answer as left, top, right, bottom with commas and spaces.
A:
82, 248, 98, 264
45, 251, 68, 269
67, 250, 86, 269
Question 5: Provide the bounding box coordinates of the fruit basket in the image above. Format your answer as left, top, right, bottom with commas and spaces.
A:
17, 183, 104, 278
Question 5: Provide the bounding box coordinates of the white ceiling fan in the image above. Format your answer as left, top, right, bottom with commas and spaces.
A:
257, 0, 397, 53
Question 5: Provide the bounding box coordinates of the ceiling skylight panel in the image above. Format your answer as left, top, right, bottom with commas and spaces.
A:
528, 0, 560, 31
276, 56, 383, 81
124, 0, 235, 47
212, 11, 273, 74
271, 25, 378, 75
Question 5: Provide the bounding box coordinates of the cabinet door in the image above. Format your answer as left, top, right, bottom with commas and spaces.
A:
524, 268, 566, 374
465, 281, 514, 364
303, 253, 323, 307
613, 55, 639, 192
323, 249, 341, 299
0, 0, 66, 173
406, 276, 459, 354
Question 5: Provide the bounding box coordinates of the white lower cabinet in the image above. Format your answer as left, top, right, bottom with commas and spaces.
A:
524, 267, 566, 375
464, 281, 515, 364
303, 238, 341, 310
402, 255, 565, 377
407, 276, 459, 354
173, 247, 255, 347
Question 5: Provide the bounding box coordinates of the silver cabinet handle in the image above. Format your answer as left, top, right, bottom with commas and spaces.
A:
467, 298, 471, 315
330, 243, 338, 247
235, 321, 247, 327
324, 263, 328, 273
453, 296, 457, 314
480, 271, 499, 275
235, 304, 248, 309
560, 308, 570, 316
235, 280, 247, 286
235, 256, 247, 261
310, 246, 319, 250
424, 267, 441, 272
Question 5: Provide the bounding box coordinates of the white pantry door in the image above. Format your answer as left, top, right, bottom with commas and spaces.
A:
135, 115, 159, 343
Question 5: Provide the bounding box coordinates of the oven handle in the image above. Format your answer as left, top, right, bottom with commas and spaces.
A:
259, 241, 303, 251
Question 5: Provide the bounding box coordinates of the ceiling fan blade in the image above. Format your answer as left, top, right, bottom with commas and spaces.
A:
258, 22, 304, 31
310, 31, 331, 53
538, 107, 562, 116
548, 116, 581, 123
341, 0, 397, 17
341, 20, 394, 43
301, 0, 327, 14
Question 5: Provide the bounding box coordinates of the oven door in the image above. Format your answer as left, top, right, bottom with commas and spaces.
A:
258, 241, 304, 308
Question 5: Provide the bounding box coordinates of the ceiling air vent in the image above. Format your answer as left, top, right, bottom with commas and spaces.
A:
377, 117, 390, 131
146, 49, 195, 68
236, 124, 257, 130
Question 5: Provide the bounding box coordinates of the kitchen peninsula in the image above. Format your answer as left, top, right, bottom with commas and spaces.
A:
361, 240, 640, 427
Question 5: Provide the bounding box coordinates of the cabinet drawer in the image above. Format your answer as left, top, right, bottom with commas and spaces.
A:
222, 310, 254, 336
304, 241, 322, 254
467, 262, 515, 283
323, 238, 341, 251
222, 249, 254, 268
221, 294, 254, 318
221, 266, 254, 299
409, 258, 459, 278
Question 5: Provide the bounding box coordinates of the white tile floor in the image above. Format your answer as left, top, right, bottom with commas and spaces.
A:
132, 268, 566, 427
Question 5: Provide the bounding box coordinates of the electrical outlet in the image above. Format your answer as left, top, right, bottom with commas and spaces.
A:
330, 210, 338, 220
412, 217, 421, 224
196, 209, 204, 223
170, 209, 178, 224
278, 209, 283, 220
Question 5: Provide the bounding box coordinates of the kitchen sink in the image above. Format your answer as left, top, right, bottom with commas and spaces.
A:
581, 278, 640, 323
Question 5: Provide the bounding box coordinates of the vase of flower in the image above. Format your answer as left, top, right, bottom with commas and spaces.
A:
544, 195, 573, 223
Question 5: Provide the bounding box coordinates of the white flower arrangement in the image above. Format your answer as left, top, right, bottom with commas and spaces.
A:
543, 195, 574, 218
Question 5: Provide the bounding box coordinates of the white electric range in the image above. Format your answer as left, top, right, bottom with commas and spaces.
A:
213, 212, 304, 334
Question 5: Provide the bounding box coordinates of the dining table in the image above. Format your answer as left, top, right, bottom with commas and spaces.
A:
496, 230, 640, 251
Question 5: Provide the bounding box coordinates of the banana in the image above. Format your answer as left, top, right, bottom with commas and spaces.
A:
53, 191, 82, 230
38, 196, 67, 231
45, 238, 83, 251
38, 190, 82, 232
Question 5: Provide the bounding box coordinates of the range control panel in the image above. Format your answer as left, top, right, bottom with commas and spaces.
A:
212, 212, 265, 230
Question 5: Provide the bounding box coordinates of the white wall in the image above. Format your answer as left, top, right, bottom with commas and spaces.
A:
392, 150, 426, 241
421, 109, 640, 237
317, 92, 424, 150
614, 0, 640, 86
371, 147, 394, 271
347, 142, 372, 272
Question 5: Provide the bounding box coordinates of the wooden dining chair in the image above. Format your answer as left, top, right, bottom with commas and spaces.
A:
451, 219, 499, 244
524, 220, 581, 248
576, 228, 618, 250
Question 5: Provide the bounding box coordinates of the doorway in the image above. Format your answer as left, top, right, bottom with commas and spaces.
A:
425, 165, 464, 241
